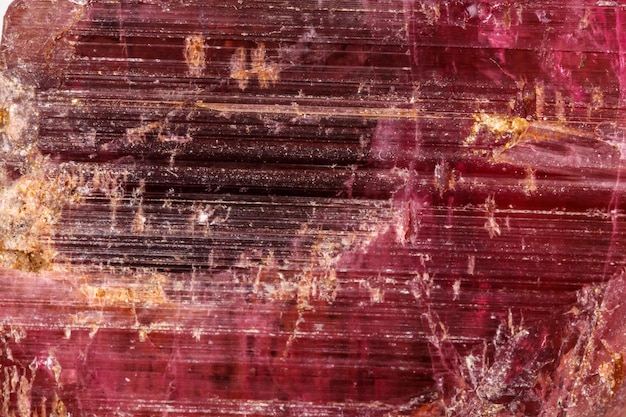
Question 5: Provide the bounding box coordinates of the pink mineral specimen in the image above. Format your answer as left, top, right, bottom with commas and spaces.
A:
0, 1, 625, 416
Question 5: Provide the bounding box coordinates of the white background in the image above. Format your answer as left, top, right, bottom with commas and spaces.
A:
0, 0, 13, 39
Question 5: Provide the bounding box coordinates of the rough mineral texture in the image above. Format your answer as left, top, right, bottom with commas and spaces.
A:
0, 1, 625, 416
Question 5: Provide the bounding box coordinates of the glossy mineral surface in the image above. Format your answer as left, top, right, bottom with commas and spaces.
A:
0, 1, 626, 416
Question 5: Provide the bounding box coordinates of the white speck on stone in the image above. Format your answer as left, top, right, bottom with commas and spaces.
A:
453, 279, 461, 300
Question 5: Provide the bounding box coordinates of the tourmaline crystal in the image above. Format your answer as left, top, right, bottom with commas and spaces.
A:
1, 1, 626, 416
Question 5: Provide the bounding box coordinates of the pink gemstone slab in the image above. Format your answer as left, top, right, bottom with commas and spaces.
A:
0, 1, 625, 416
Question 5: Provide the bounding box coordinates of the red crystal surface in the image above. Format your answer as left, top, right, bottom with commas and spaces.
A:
0, 1, 625, 416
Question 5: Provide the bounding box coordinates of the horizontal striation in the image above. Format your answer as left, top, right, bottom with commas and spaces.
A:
0, 0, 626, 416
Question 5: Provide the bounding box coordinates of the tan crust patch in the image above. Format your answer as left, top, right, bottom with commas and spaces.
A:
79, 278, 167, 307
230, 43, 280, 90
0, 168, 77, 272
465, 113, 530, 147
184, 34, 206, 77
